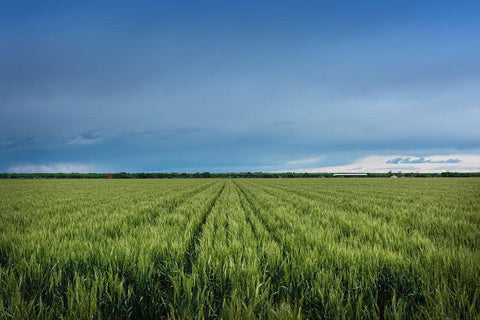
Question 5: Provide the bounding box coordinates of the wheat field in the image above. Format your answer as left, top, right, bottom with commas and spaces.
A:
1, 178, 479, 319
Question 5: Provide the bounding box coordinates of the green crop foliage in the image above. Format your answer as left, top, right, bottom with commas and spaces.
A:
1, 178, 479, 319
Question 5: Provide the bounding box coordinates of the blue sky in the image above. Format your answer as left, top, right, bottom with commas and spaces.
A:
1, 0, 480, 173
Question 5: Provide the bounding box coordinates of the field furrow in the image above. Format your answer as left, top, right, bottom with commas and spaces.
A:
183, 182, 225, 273
234, 181, 284, 246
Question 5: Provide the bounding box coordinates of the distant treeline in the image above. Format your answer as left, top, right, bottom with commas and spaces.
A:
1, 172, 479, 179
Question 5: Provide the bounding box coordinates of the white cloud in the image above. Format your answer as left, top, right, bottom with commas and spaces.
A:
291, 154, 480, 173
8, 163, 94, 173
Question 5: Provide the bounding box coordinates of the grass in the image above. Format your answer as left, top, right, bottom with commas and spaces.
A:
0, 178, 479, 319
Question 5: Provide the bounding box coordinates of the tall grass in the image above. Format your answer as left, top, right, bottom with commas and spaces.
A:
1, 178, 479, 319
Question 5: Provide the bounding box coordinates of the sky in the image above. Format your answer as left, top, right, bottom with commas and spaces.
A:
1, 0, 480, 173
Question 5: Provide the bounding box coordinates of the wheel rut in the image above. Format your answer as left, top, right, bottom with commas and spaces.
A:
233, 182, 260, 241
183, 182, 225, 273
233, 181, 283, 246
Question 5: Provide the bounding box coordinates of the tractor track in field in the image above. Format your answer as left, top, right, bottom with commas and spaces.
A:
233, 182, 260, 241
159, 181, 216, 214
240, 180, 301, 207
183, 182, 226, 273
132, 181, 217, 229
233, 181, 284, 246
242, 181, 402, 227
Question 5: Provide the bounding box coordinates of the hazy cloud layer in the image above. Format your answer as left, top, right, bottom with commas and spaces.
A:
8, 163, 94, 173
293, 155, 480, 173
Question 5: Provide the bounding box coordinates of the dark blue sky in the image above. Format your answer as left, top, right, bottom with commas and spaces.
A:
1, 0, 480, 172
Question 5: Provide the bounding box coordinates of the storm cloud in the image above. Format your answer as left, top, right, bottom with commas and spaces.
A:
1, 0, 479, 172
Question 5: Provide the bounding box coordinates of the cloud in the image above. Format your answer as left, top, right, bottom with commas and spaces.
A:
66, 131, 104, 146
386, 157, 461, 164
291, 154, 480, 173
7, 163, 94, 173
0, 136, 34, 149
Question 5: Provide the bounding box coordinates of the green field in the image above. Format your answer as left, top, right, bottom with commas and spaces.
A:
1, 178, 479, 319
